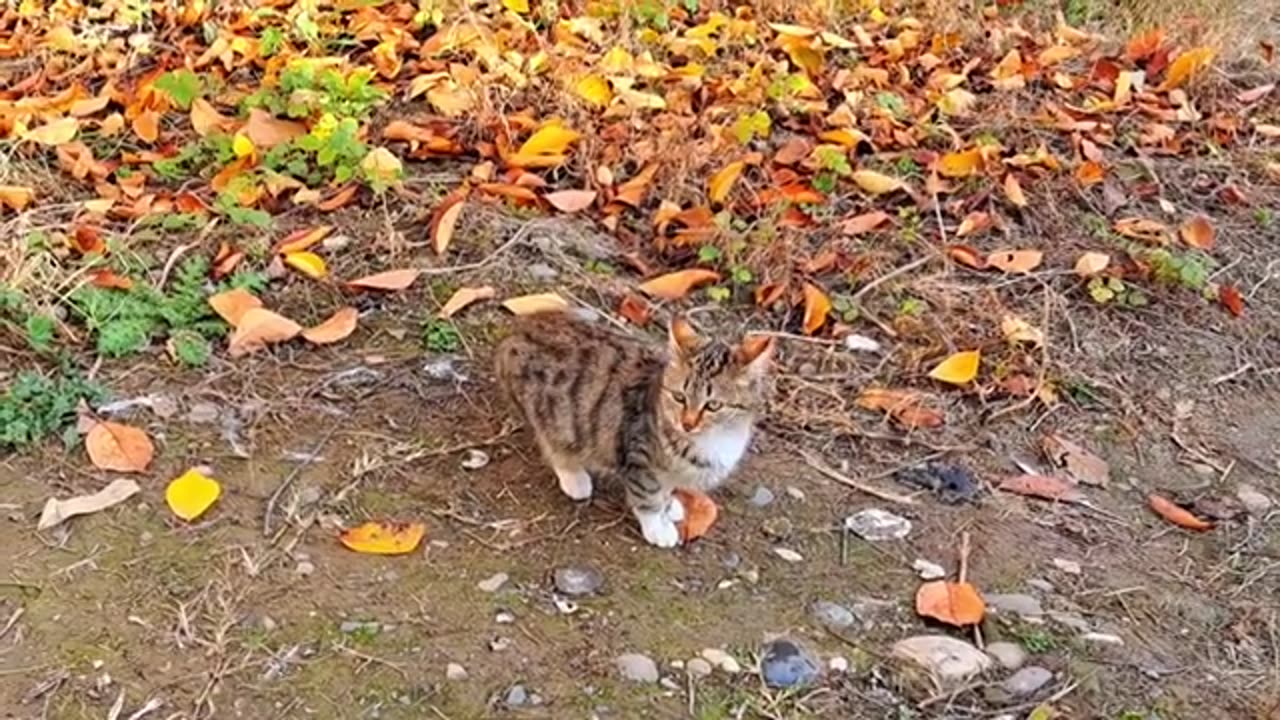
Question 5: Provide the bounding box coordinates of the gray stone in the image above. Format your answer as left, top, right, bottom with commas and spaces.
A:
686, 658, 713, 678
1025, 578, 1055, 593
527, 262, 559, 282
615, 653, 659, 683
986, 593, 1043, 618
810, 600, 856, 630
504, 685, 528, 707
844, 508, 911, 541
185, 402, 221, 424
477, 572, 509, 593
489, 636, 512, 651
773, 547, 804, 563
554, 565, 603, 596
1237, 484, 1273, 515
495, 611, 515, 624
761, 516, 793, 540
984, 642, 1027, 670
891, 635, 992, 683
445, 663, 468, 681
1052, 558, 1082, 575
913, 559, 946, 580
761, 638, 820, 689
460, 449, 490, 470
1048, 611, 1091, 633
339, 620, 379, 636
700, 648, 741, 673
259, 615, 278, 633
750, 486, 775, 507
828, 656, 849, 673
294, 560, 315, 578
1001, 666, 1053, 696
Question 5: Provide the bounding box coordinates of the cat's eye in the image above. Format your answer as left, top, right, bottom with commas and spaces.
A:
670, 390, 687, 404
705, 400, 723, 412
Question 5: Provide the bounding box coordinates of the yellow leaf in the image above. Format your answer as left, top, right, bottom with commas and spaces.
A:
937, 88, 977, 116
359, 147, 403, 188
23, 117, 79, 146
1001, 315, 1044, 347
637, 269, 722, 300
801, 282, 831, 335
851, 169, 903, 195
0, 185, 35, 211
439, 286, 496, 318
1074, 252, 1110, 277
938, 148, 982, 178
1037, 44, 1079, 66
576, 75, 613, 107
929, 350, 981, 386
502, 292, 570, 315
284, 251, 327, 279
518, 123, 580, 157
165, 468, 222, 522
1003, 173, 1027, 207
339, 521, 426, 555
232, 132, 255, 158
502, 0, 529, 12
1159, 46, 1215, 92
708, 161, 746, 204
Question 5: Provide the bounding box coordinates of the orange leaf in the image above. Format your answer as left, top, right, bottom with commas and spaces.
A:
856, 388, 944, 429
673, 488, 719, 543
430, 197, 465, 255
998, 474, 1084, 503
612, 164, 658, 207
1178, 215, 1215, 250
0, 185, 35, 211
1158, 46, 1215, 92
956, 211, 991, 237
244, 108, 306, 149
841, 210, 891, 235
89, 269, 133, 290
987, 249, 1043, 273
1218, 284, 1245, 316
284, 251, 327, 279
801, 282, 831, 335
638, 269, 721, 300
274, 226, 332, 255
316, 184, 360, 211
207, 288, 262, 327
1075, 161, 1105, 186
438, 286, 495, 318
544, 189, 597, 213
915, 581, 985, 626
1148, 494, 1214, 531
618, 293, 653, 326
937, 148, 982, 178
131, 110, 160, 143
339, 521, 427, 555
227, 308, 302, 357
1003, 173, 1027, 207
708, 160, 746, 204
301, 307, 359, 345
502, 292, 569, 315
85, 421, 154, 473
947, 244, 988, 270
1114, 217, 1169, 244
478, 183, 539, 202
347, 268, 421, 291
1125, 28, 1164, 61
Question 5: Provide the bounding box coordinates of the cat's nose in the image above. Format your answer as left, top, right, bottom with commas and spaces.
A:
680, 408, 701, 432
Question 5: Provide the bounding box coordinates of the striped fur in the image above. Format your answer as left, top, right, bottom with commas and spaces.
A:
494, 312, 773, 547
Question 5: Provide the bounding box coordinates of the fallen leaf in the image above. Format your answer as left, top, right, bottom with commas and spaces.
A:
131, 110, 160, 143
937, 148, 983, 177
928, 350, 980, 386
165, 468, 221, 521
1219, 284, 1245, 316
575, 74, 613, 107
673, 488, 719, 542
956, 212, 991, 237
207, 288, 263, 326
0, 185, 35, 211
617, 293, 653, 326
997, 474, 1085, 503
339, 521, 427, 555
1149, 494, 1214, 531
301, 307, 359, 345
244, 108, 306, 149
1178, 215, 1215, 250
439, 286, 496, 318
709, 161, 746, 204
947, 245, 988, 270
284, 251, 327, 279
274, 226, 332, 255
915, 581, 985, 626
1074, 252, 1110, 277
544, 189, 597, 213
38, 478, 141, 530
227, 308, 303, 357
856, 388, 944, 429
190, 98, 232, 137
638, 269, 721, 300
517, 123, 580, 157
1159, 46, 1215, 91
801, 282, 831, 335
1075, 161, 1105, 186
1001, 315, 1044, 346
316, 184, 360, 211
430, 197, 465, 255
347, 268, 421, 291
987, 249, 1043, 273
24, 117, 79, 146
841, 210, 891, 235
1042, 434, 1109, 487
852, 169, 904, 195
1237, 83, 1275, 103
1003, 173, 1028, 207
502, 292, 570, 315
85, 421, 154, 473
89, 269, 134, 290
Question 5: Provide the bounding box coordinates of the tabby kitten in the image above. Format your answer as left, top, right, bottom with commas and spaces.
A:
494, 311, 773, 547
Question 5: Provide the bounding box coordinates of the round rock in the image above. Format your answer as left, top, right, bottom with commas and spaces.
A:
761, 638, 820, 689
445, 663, 468, 681
750, 486, 776, 507
985, 593, 1043, 618
504, 685, 528, 707
891, 635, 992, 683
810, 600, 856, 630
686, 658, 713, 678
984, 641, 1027, 670
616, 653, 659, 683
477, 572, 509, 593
1001, 666, 1052, 696
553, 565, 604, 596
844, 508, 911, 541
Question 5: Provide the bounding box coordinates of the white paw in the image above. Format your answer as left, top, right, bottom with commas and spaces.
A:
555, 468, 593, 501
637, 510, 682, 548
664, 495, 685, 523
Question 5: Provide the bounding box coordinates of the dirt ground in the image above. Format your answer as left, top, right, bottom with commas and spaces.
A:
3, 200, 1279, 720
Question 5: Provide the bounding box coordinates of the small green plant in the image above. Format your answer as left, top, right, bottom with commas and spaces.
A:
1145, 248, 1212, 291
422, 318, 461, 353
706, 285, 731, 302
831, 295, 860, 323
244, 61, 386, 120
1017, 627, 1058, 654
815, 146, 852, 176
24, 313, 55, 352
731, 110, 771, 144
264, 112, 367, 186
729, 265, 753, 285
630, 0, 670, 29
152, 135, 235, 181
875, 91, 906, 118
897, 296, 926, 317
154, 69, 203, 110
697, 245, 723, 263
1, 369, 106, 451
1253, 207, 1273, 227
583, 259, 615, 275
1087, 276, 1148, 307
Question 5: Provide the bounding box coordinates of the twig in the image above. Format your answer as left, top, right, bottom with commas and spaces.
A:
263, 423, 340, 537
416, 218, 550, 277
157, 220, 218, 288
957, 531, 971, 583
851, 255, 934, 303
1210, 362, 1254, 385
0, 606, 24, 640
802, 451, 916, 505
336, 645, 409, 678
988, 282, 1052, 422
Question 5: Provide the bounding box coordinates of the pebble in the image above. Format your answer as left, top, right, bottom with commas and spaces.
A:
894, 463, 979, 504
477, 572, 509, 593
843, 334, 882, 353
828, 656, 849, 673
1001, 666, 1053, 696
1052, 558, 1082, 575
339, 620, 380, 635
700, 648, 741, 674
495, 611, 515, 624
985, 593, 1043, 618
185, 402, 221, 424
891, 635, 992, 682
750, 486, 776, 507
460, 449, 490, 470
984, 641, 1027, 670
489, 636, 512, 652
504, 685, 528, 707
785, 487, 806, 501
445, 663, 468, 681
1048, 611, 1091, 633
844, 508, 911, 541
1025, 578, 1055, 594
913, 559, 947, 580
1081, 632, 1124, 646
1237, 484, 1273, 515
527, 262, 559, 282
686, 658, 713, 678
322, 234, 352, 252
615, 653, 659, 684
773, 547, 804, 563
761, 516, 793, 540
553, 565, 604, 596
810, 600, 856, 630
761, 638, 820, 689
259, 615, 278, 633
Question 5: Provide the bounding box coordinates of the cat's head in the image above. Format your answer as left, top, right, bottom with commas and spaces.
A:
660, 315, 774, 434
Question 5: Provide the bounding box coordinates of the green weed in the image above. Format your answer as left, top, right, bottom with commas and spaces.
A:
1, 369, 106, 451
422, 319, 461, 353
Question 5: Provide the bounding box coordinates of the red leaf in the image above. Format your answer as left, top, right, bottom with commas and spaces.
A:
1219, 284, 1245, 316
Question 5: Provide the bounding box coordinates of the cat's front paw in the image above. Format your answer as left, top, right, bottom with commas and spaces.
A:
664, 495, 685, 523
637, 510, 682, 548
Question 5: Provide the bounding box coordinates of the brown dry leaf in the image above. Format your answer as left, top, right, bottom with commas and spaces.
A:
1237, 83, 1275, 103
856, 388, 944, 429
1148, 494, 1214, 531
801, 282, 831, 335
430, 197, 465, 255
85, 421, 154, 473
89, 269, 134, 290
915, 580, 985, 626
947, 245, 988, 270
986, 249, 1043, 273
227, 308, 303, 357
1178, 215, 1215, 250
638, 269, 721, 300
1042, 434, 1110, 487
1075, 161, 1105, 186
316, 184, 360, 211
1074, 252, 1110, 277
245, 108, 306, 149
439, 286, 496, 318
24, 117, 79, 146
617, 293, 653, 326
955, 211, 991, 237
502, 292, 570, 315
131, 110, 160, 143
1002, 173, 1028, 207
347, 269, 421, 291
0, 185, 35, 211
1113, 218, 1168, 244
190, 98, 232, 137
544, 189, 597, 213
997, 474, 1085, 503
207, 288, 263, 327
1001, 315, 1044, 346
339, 521, 427, 555
840, 210, 891, 235
301, 307, 359, 345
673, 488, 719, 543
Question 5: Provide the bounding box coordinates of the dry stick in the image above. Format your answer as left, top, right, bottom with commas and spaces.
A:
958, 530, 984, 649
802, 451, 917, 505
851, 254, 934, 303
416, 217, 553, 277
262, 423, 340, 537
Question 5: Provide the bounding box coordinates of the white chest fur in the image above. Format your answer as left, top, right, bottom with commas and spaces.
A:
687, 419, 753, 488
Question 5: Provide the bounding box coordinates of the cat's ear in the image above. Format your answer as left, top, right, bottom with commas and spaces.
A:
669, 315, 700, 356
734, 334, 774, 375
